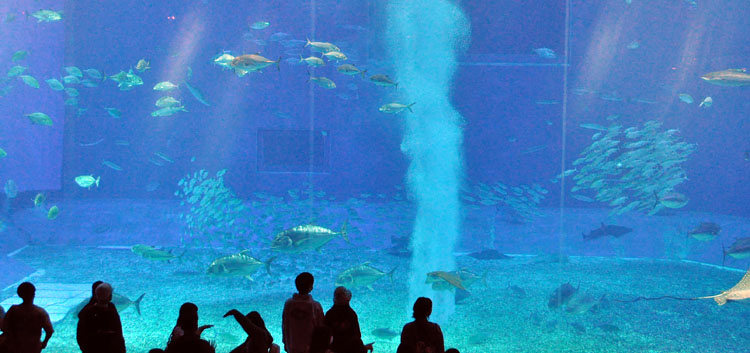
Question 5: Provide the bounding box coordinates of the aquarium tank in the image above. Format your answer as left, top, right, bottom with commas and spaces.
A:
1, 0, 750, 351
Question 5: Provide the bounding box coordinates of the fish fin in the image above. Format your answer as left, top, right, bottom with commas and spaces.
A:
133, 293, 145, 316
360, 69, 367, 79
276, 56, 281, 71
245, 275, 255, 282
407, 102, 416, 113
95, 176, 100, 187
305, 37, 311, 47
387, 266, 397, 285
340, 220, 349, 242
299, 55, 304, 64
265, 256, 276, 275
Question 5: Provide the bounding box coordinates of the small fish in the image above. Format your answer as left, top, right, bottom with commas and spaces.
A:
31, 10, 62, 22
336, 64, 366, 78
305, 38, 340, 53
300, 56, 325, 67
151, 106, 187, 117
65, 66, 83, 78
74, 175, 100, 189
12, 50, 29, 62
0, 148, 6, 158
322, 51, 347, 61
155, 96, 181, 108
4, 180, 17, 198
466, 249, 511, 260
701, 69, 750, 87
250, 21, 270, 30
83, 68, 102, 80
658, 191, 689, 208
45, 78, 65, 91
7, 65, 26, 77
115, 140, 130, 146
135, 59, 150, 72
688, 222, 720, 241
678, 93, 694, 104
102, 160, 123, 171
369, 74, 398, 88
103, 107, 121, 118
379, 102, 415, 114
63, 75, 80, 85
371, 328, 399, 340
309, 76, 336, 89
153, 152, 174, 163
699, 96, 712, 108
25, 112, 53, 126
184, 81, 210, 106
47, 205, 59, 220
80, 79, 99, 88
579, 123, 607, 131
535, 100, 559, 105
571, 194, 594, 202
32, 193, 46, 207
153, 81, 178, 91
64, 87, 79, 97
583, 222, 632, 240
132, 244, 178, 261
19, 75, 39, 88
626, 40, 640, 50
533, 47, 556, 59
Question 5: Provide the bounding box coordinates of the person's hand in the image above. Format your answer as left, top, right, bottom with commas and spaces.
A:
364, 342, 374, 352
198, 324, 214, 335
223, 309, 240, 318
40, 341, 47, 350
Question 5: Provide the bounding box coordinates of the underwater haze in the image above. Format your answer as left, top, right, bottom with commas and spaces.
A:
1, 0, 750, 352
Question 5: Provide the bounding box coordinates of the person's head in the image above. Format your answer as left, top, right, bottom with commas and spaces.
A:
17, 282, 35, 303
295, 272, 314, 295
95, 282, 113, 304
177, 302, 199, 330
412, 297, 432, 320
309, 325, 332, 353
246, 311, 267, 331
446, 349, 460, 353
333, 286, 352, 305
91, 280, 104, 296
396, 343, 416, 353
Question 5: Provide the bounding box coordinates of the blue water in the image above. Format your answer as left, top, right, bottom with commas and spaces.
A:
1, 0, 750, 352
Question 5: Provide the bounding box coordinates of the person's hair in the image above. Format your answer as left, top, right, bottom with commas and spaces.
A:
333, 286, 352, 305
176, 302, 199, 331
309, 325, 332, 353
95, 282, 113, 302
247, 311, 273, 343
295, 272, 314, 294
412, 297, 432, 320
446, 349, 460, 353
17, 282, 35, 301
91, 280, 103, 296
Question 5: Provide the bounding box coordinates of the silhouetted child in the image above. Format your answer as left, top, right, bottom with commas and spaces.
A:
165, 302, 215, 353
168, 302, 213, 346
282, 272, 324, 353
0, 282, 54, 353
324, 287, 373, 353
223, 309, 278, 353
308, 325, 332, 353
400, 297, 444, 353
77, 282, 126, 353
445, 349, 459, 353
76, 280, 102, 350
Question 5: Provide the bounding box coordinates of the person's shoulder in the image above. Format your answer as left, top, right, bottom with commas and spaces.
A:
33, 304, 50, 316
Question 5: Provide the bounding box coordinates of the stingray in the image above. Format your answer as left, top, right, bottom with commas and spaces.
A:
548, 282, 579, 309
617, 266, 750, 305
583, 222, 632, 240
467, 249, 511, 260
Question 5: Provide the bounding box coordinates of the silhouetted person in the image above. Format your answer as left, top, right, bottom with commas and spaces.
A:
282, 272, 324, 353
76, 280, 103, 349
0, 282, 54, 353
323, 287, 373, 353
308, 326, 332, 353
223, 309, 277, 353
0, 304, 5, 348
445, 349, 459, 353
400, 297, 444, 353
165, 302, 215, 353
396, 343, 415, 353
168, 302, 213, 346
77, 282, 126, 353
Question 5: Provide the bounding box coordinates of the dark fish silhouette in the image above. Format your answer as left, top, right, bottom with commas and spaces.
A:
724, 237, 750, 265
687, 222, 720, 241
467, 249, 511, 260
583, 223, 632, 240
548, 282, 579, 309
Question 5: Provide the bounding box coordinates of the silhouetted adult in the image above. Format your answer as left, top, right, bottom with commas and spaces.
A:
165, 302, 215, 353
168, 302, 213, 346
77, 282, 126, 353
76, 280, 103, 349
400, 297, 444, 353
308, 326, 332, 353
282, 272, 324, 353
323, 287, 373, 353
0, 304, 5, 349
396, 343, 415, 353
223, 309, 277, 353
0, 282, 54, 353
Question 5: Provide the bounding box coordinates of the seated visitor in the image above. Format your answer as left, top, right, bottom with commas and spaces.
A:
77, 282, 126, 353
400, 297, 444, 353
169, 302, 213, 344
223, 309, 278, 353
0, 282, 54, 353
323, 286, 373, 353
165, 302, 215, 353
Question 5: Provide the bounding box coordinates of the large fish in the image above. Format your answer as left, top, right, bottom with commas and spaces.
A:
582, 222, 632, 240
427, 269, 485, 291
701, 69, 750, 87
230, 54, 280, 76
335, 262, 395, 290
131, 244, 179, 261
64, 292, 145, 321
724, 237, 750, 265
270, 223, 347, 253
206, 250, 274, 280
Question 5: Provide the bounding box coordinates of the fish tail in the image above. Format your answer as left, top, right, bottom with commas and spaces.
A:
360, 69, 367, 79
407, 102, 416, 113
340, 220, 349, 242
133, 293, 145, 316
95, 176, 100, 188
387, 266, 397, 285
299, 55, 304, 64
265, 256, 276, 275
276, 56, 281, 71
305, 37, 311, 47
